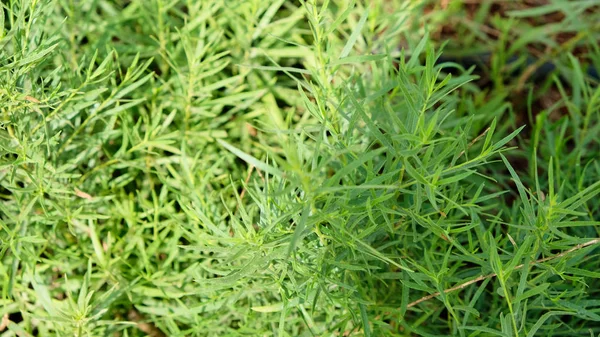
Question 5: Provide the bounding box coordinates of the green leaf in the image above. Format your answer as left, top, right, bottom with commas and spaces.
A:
527, 312, 576, 337
329, 54, 386, 66
339, 8, 369, 59
514, 283, 550, 303
359, 302, 371, 337
217, 139, 285, 178
492, 126, 525, 151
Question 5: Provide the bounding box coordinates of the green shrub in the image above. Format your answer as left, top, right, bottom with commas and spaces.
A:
1, 1, 599, 336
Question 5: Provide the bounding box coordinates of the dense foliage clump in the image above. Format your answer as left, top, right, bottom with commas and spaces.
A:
1, 1, 599, 336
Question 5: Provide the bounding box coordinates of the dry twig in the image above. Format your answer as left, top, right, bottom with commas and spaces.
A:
457, 127, 491, 160
406, 238, 600, 308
